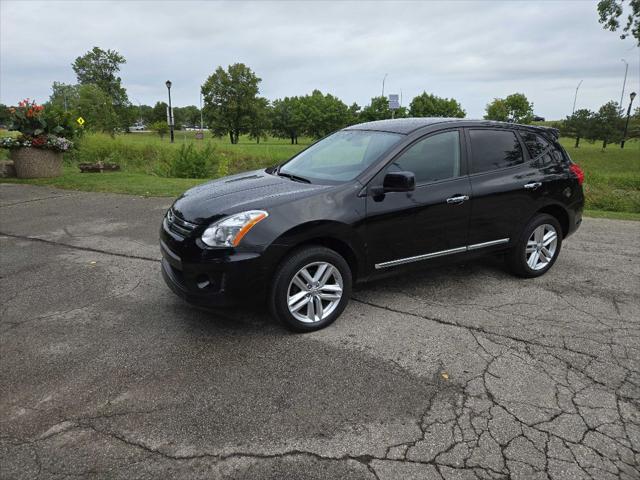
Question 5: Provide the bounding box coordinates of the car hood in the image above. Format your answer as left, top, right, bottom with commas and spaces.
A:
171, 169, 331, 223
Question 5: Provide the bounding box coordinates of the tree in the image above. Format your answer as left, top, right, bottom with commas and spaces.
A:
151, 101, 168, 124
49, 82, 81, 112
562, 109, 594, 148
629, 106, 640, 140
248, 97, 271, 143
201, 63, 261, 144
0, 104, 10, 126
409, 92, 466, 118
589, 101, 624, 149
484, 93, 534, 124
75, 84, 120, 134
360, 96, 407, 122
133, 104, 154, 125
597, 0, 640, 45
72, 47, 129, 107
300, 90, 351, 139
174, 105, 201, 128
150, 121, 169, 139
347, 102, 361, 125
270, 96, 305, 144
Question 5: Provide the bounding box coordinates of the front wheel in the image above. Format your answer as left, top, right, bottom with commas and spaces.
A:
269, 246, 352, 332
507, 214, 562, 278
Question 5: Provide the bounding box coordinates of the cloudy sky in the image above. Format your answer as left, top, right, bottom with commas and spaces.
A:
1, 0, 638, 119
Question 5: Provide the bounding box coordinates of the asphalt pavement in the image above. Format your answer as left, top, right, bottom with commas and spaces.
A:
1, 184, 638, 480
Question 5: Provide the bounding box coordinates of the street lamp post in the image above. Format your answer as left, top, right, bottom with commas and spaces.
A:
165, 80, 174, 143
619, 59, 628, 113
571, 80, 583, 115
621, 91, 636, 149
199, 91, 204, 132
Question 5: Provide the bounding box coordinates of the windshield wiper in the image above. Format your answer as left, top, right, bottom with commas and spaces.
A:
277, 171, 312, 184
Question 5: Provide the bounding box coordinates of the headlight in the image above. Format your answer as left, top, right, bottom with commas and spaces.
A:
201, 210, 268, 247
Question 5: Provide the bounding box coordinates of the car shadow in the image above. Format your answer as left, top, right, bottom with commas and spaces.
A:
178, 254, 510, 333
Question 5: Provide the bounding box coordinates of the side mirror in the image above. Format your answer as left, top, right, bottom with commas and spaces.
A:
383, 171, 415, 192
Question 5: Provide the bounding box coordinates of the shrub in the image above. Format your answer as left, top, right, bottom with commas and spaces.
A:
216, 153, 230, 177
70, 132, 173, 173
161, 142, 216, 178
150, 121, 169, 139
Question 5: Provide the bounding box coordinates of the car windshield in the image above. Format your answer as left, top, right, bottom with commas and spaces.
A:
278, 130, 403, 183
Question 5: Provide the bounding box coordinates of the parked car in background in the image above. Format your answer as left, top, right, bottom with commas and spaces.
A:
160, 118, 584, 331
129, 123, 146, 131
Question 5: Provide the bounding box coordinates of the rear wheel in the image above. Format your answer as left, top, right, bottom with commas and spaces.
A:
269, 246, 352, 332
507, 213, 562, 278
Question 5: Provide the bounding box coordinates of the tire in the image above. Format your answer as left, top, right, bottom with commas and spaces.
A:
507, 213, 563, 278
269, 246, 352, 332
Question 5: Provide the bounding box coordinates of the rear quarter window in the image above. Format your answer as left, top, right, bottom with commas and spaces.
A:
521, 132, 550, 158
469, 129, 523, 174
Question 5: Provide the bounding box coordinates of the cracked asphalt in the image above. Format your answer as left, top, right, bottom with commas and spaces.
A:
1, 183, 639, 480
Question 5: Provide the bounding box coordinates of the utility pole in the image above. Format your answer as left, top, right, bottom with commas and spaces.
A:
381, 73, 388, 98
572, 80, 583, 115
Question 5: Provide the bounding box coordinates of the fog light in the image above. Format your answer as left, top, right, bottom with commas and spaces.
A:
196, 275, 210, 289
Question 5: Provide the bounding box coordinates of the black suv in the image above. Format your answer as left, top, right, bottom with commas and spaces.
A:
161, 118, 584, 331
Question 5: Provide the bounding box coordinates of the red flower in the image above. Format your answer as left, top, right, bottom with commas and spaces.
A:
32, 136, 47, 146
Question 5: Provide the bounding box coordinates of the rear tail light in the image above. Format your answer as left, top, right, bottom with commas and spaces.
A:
569, 163, 584, 185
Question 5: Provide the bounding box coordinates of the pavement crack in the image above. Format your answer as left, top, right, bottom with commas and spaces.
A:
0, 192, 83, 208
351, 296, 600, 361
0, 231, 159, 262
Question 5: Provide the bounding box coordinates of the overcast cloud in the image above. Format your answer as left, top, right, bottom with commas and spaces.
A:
1, 0, 638, 119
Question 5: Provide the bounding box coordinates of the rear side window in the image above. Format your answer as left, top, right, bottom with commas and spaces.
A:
469, 129, 523, 174
389, 131, 461, 184
551, 146, 566, 164
521, 132, 550, 158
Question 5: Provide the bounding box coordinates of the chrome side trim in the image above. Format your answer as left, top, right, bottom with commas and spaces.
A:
467, 238, 510, 251
375, 246, 467, 269
374, 238, 510, 270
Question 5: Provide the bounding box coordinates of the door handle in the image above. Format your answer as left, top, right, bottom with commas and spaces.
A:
524, 182, 542, 190
446, 195, 469, 205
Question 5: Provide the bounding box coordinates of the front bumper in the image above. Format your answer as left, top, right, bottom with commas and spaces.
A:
160, 236, 271, 308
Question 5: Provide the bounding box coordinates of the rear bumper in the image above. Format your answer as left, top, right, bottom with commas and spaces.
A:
565, 198, 583, 238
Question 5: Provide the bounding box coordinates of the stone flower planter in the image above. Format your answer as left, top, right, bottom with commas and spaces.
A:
11, 148, 63, 178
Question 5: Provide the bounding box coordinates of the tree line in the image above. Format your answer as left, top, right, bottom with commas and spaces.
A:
199, 63, 470, 144
0, 48, 637, 149
562, 101, 639, 149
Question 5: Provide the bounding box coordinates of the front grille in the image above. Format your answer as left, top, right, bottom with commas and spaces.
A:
166, 208, 198, 237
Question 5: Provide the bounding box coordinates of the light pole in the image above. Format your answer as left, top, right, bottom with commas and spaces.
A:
571, 80, 583, 115
165, 80, 174, 143
619, 59, 628, 113
199, 91, 204, 132
381, 73, 388, 98
621, 91, 636, 149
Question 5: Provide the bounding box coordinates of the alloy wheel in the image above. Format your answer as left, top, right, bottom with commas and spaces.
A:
287, 261, 343, 323
525, 223, 558, 271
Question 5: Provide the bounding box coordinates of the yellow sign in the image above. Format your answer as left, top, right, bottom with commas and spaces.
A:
76, 117, 85, 126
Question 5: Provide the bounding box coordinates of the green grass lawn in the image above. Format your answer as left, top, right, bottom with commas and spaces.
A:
559, 137, 639, 216
125, 130, 311, 165
2, 131, 638, 220
1, 166, 204, 197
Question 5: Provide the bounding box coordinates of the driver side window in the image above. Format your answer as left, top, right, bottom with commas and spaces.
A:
389, 131, 461, 184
